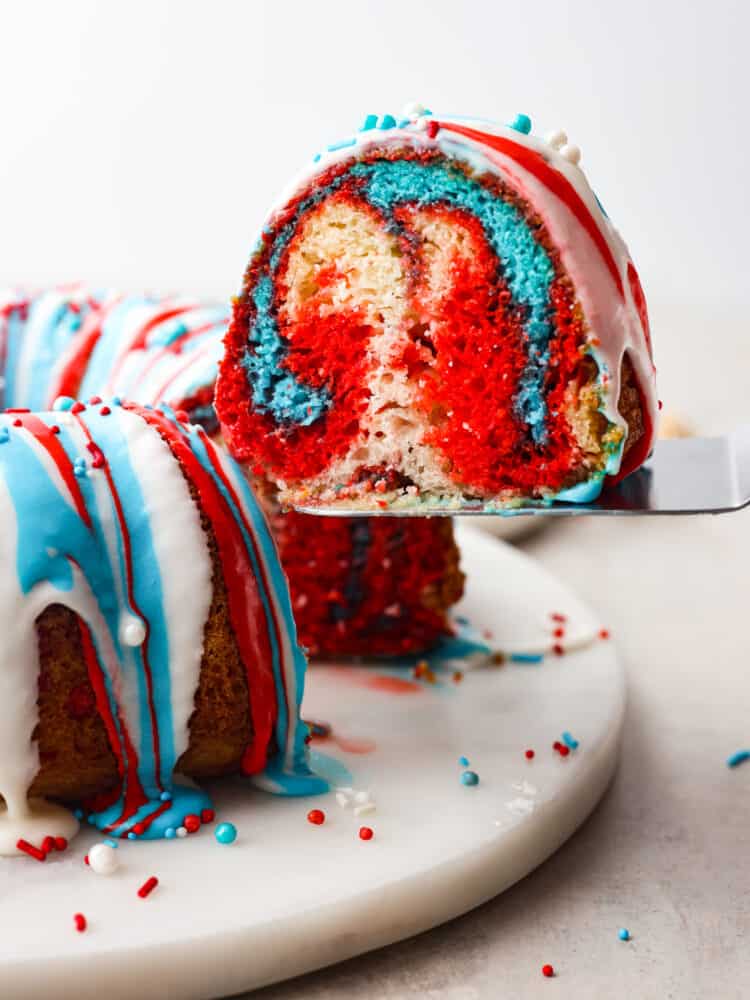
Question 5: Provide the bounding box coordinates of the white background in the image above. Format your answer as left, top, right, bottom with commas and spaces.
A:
1, 0, 748, 311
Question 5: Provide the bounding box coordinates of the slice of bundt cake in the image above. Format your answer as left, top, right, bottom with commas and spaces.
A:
0, 400, 325, 855
216, 107, 658, 510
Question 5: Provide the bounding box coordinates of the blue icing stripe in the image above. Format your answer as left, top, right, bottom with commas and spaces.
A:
252, 157, 556, 441
79, 296, 155, 399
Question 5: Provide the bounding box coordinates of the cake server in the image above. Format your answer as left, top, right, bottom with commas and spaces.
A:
293, 425, 750, 518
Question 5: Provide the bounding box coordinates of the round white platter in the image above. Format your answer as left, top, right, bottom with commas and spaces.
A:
0, 524, 624, 1000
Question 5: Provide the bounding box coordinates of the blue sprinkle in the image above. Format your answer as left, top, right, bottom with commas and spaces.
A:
509, 113, 532, 134
215, 822, 238, 845
52, 395, 75, 412
397, 118, 410, 128
618, 928, 631, 941
461, 770, 479, 787
112, 396, 122, 406
727, 749, 750, 768
360, 113, 378, 131
164, 827, 176, 839
510, 652, 544, 664
127, 832, 137, 840
423, 108, 433, 115
160, 790, 172, 802
312, 153, 322, 162
0, 428, 9, 444
104, 838, 118, 849
327, 137, 357, 152
562, 731, 579, 750
378, 114, 397, 130
73, 808, 84, 820
458, 755, 470, 767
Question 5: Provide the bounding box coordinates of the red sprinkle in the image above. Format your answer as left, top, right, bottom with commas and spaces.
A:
452, 670, 463, 684
176, 410, 190, 424
84, 855, 89, 866
552, 644, 564, 656
599, 628, 611, 640
553, 741, 563, 750
558, 745, 570, 757
550, 613, 567, 623
137, 876, 159, 899
542, 964, 554, 978
200, 808, 215, 824
359, 826, 374, 841
42, 835, 56, 854
553, 627, 565, 638
88, 396, 102, 405
658, 399, 663, 410
525, 749, 535, 760
71, 402, 86, 414
307, 809, 325, 826
426, 120, 440, 138
16, 839, 46, 862
100, 406, 111, 416
183, 814, 201, 834
74, 913, 87, 933
50, 425, 60, 435
13, 419, 22, 427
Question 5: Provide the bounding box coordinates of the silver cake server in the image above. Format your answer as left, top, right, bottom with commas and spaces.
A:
293, 425, 750, 518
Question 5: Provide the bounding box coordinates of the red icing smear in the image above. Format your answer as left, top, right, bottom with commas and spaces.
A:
21, 414, 93, 529
403, 204, 586, 494
126, 404, 278, 775
438, 121, 624, 297
627, 261, 653, 359
74, 411, 164, 823
48, 297, 122, 404
78, 620, 149, 823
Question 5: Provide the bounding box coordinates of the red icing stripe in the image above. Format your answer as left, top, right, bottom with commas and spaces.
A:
438, 122, 624, 297
105, 304, 194, 387
126, 404, 278, 775
48, 298, 122, 404
21, 414, 92, 530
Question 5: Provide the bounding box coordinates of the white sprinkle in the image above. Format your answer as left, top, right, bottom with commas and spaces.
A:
560, 143, 581, 165
336, 792, 351, 809
176, 826, 188, 838
120, 615, 147, 647
546, 128, 568, 150
354, 790, 370, 805
354, 802, 377, 817
88, 843, 119, 875
401, 101, 427, 119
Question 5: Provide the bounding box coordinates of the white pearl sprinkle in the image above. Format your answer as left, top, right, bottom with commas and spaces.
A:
120, 615, 147, 647
88, 843, 119, 875
546, 129, 568, 150
336, 792, 351, 809
176, 826, 188, 838
354, 790, 370, 805
354, 802, 377, 817
560, 143, 582, 165
401, 101, 427, 119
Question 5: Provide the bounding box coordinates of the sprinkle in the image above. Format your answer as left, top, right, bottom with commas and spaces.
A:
378, 114, 397, 130
74, 809, 84, 819
215, 822, 237, 845
183, 814, 201, 834
74, 913, 87, 933
127, 832, 137, 840
458, 756, 470, 767
137, 876, 159, 899
599, 628, 610, 640
201, 808, 215, 824
542, 964, 554, 978
358, 826, 374, 841
360, 114, 378, 131
551, 613, 567, 623
425, 120, 440, 139
13, 418, 22, 427
54, 836, 68, 852
105, 839, 118, 849
557, 745, 570, 758
53, 396, 75, 412
461, 770, 479, 787
88, 843, 119, 875
452, 670, 463, 683
354, 802, 377, 817
509, 113, 532, 134
562, 732, 579, 750
727, 750, 750, 768
618, 928, 631, 941
553, 627, 565, 638
99, 406, 111, 416
336, 792, 350, 809
552, 644, 564, 656
176, 826, 188, 838
312, 153, 322, 163
327, 137, 357, 152
88, 396, 102, 405
16, 839, 46, 862
525, 749, 535, 760
71, 402, 86, 414
159, 790, 172, 802
658, 399, 663, 410
510, 652, 544, 664
164, 828, 176, 839
42, 835, 56, 854
307, 809, 325, 825
0, 428, 9, 444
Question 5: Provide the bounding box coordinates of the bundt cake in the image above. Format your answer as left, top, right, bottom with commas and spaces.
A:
1, 288, 464, 657
0, 400, 326, 855
216, 107, 658, 510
